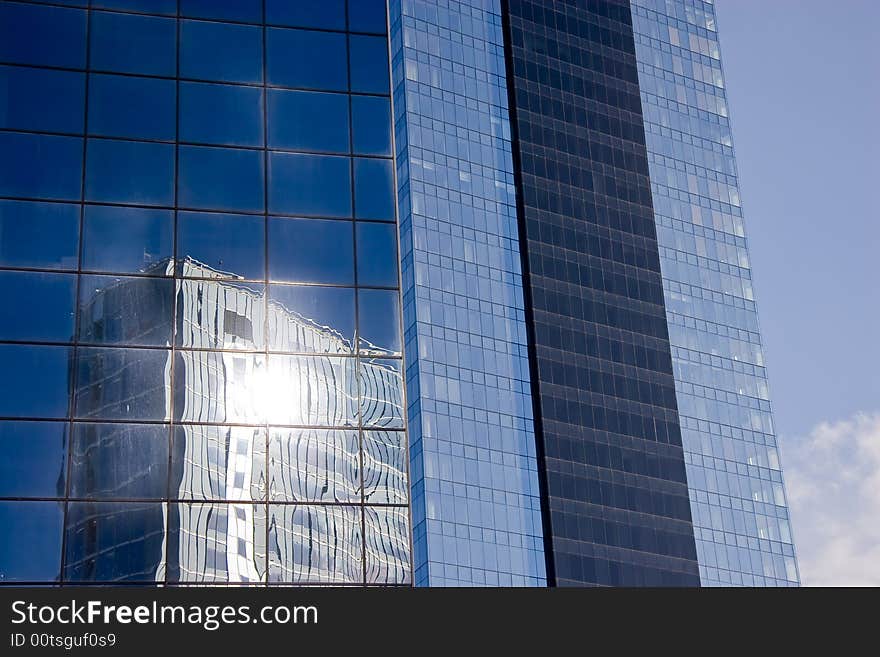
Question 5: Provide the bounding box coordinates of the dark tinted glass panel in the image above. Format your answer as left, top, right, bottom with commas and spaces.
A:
82, 205, 173, 275
348, 35, 389, 94
268, 284, 355, 354
0, 345, 70, 418
0, 422, 68, 497
358, 289, 400, 356
0, 132, 82, 201
266, 28, 347, 91
267, 89, 349, 153
88, 74, 176, 141
92, 0, 176, 14
268, 153, 351, 217
180, 82, 264, 148
266, 0, 345, 30
0, 200, 80, 270
0, 271, 75, 342
356, 222, 398, 287
268, 429, 359, 503
348, 0, 387, 34
70, 423, 169, 499
181, 0, 262, 23
78, 275, 174, 347
268, 217, 353, 284
90, 11, 176, 77
0, 501, 63, 582
175, 279, 265, 350
85, 138, 174, 206
177, 211, 265, 280
178, 145, 265, 213
0, 65, 85, 133
354, 158, 394, 220
75, 347, 172, 421
351, 95, 392, 156
0, 3, 86, 68
64, 501, 166, 582
180, 19, 263, 84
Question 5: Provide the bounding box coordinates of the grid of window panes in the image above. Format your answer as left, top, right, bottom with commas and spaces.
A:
0, 0, 411, 585
391, 0, 546, 586
631, 0, 799, 586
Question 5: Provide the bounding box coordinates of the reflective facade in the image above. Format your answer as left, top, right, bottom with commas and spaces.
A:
0, 0, 411, 585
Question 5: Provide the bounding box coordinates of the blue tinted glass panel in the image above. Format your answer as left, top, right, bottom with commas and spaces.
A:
175, 279, 265, 350
351, 95, 391, 156
0, 345, 71, 418
181, 0, 262, 23
268, 152, 351, 217
0, 65, 85, 133
0, 501, 63, 582
266, 0, 345, 30
90, 11, 176, 77
78, 275, 174, 347
180, 20, 263, 84
88, 74, 176, 141
266, 28, 347, 91
82, 205, 173, 275
0, 200, 80, 270
0, 132, 82, 201
356, 222, 398, 287
354, 158, 394, 220
180, 82, 263, 148
349, 35, 389, 94
92, 0, 176, 14
85, 138, 174, 206
358, 289, 400, 356
179, 145, 265, 213
0, 3, 86, 68
177, 211, 265, 280
0, 422, 68, 497
267, 89, 349, 153
268, 217, 353, 285
348, 0, 387, 34
268, 284, 355, 354
0, 271, 75, 342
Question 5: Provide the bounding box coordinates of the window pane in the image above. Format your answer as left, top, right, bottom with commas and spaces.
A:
356, 221, 399, 287
70, 423, 169, 499
177, 211, 265, 280
178, 145, 265, 213
358, 289, 401, 356
265, 355, 358, 426
360, 358, 404, 428
0, 501, 63, 582
85, 138, 175, 206
268, 153, 351, 217
0, 271, 76, 342
93, 0, 176, 14
180, 19, 263, 84
88, 74, 176, 141
266, 28, 347, 91
0, 132, 82, 201
64, 502, 166, 582
181, 0, 262, 23
176, 278, 265, 350
75, 347, 172, 421
268, 505, 362, 583
90, 11, 176, 77
348, 0, 388, 34
0, 422, 68, 498
351, 95, 392, 156
349, 35, 389, 94
268, 429, 360, 503
363, 430, 408, 504
82, 205, 173, 275
0, 201, 80, 270
267, 89, 349, 153
364, 506, 411, 584
0, 3, 86, 68
78, 275, 174, 347
0, 345, 71, 418
0, 65, 85, 133
268, 284, 355, 353
180, 82, 264, 147
268, 217, 354, 284
354, 157, 395, 220
173, 351, 266, 424
172, 425, 266, 501
266, 0, 345, 30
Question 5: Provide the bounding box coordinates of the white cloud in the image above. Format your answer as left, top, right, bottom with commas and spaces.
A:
780, 412, 880, 586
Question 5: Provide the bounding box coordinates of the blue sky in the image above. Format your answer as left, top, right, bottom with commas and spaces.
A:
714, 0, 879, 585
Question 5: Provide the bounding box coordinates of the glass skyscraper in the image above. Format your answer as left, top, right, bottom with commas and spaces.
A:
0, 0, 797, 587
